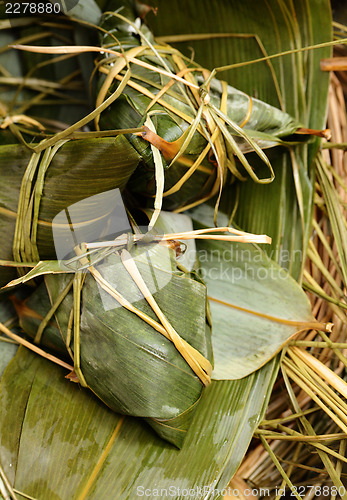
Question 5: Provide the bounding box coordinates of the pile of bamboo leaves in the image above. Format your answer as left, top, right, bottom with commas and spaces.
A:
0, 1, 345, 499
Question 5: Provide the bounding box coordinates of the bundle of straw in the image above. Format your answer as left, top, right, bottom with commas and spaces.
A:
229, 65, 347, 499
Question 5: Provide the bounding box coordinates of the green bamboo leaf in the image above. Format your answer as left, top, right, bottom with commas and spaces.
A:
150, 208, 317, 381
4, 261, 68, 288
13, 282, 68, 356
0, 347, 278, 499
0, 299, 18, 378
195, 236, 315, 380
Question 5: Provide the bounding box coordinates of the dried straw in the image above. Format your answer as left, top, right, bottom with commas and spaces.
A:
226, 68, 347, 499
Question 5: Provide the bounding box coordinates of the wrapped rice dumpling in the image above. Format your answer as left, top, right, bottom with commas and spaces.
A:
96, 0, 326, 211
10, 211, 213, 448
0, 138, 140, 287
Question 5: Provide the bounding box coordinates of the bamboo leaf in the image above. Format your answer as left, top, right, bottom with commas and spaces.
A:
4, 261, 68, 288
186, 207, 317, 380
0, 347, 278, 499
0, 299, 18, 378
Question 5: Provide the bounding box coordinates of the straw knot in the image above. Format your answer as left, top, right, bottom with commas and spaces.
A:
199, 87, 210, 105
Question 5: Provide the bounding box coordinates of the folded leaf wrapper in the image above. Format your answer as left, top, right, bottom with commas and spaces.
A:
13, 238, 213, 448
96, 0, 313, 211
0, 137, 140, 287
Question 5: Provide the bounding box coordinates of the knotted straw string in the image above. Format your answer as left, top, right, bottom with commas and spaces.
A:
12, 140, 68, 272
